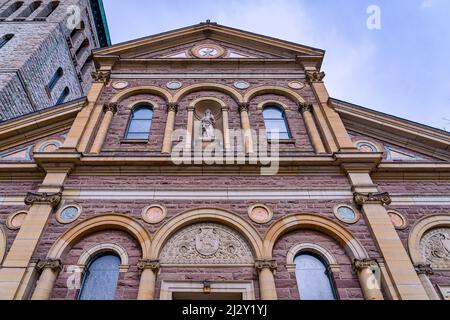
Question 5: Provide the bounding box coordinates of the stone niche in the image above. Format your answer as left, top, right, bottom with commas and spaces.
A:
192, 100, 224, 150
159, 223, 254, 265
420, 227, 450, 269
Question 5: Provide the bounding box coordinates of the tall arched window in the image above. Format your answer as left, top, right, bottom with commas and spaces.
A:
34, 0, 59, 19
56, 87, 69, 104
15, 1, 41, 19
75, 38, 90, 60
263, 105, 291, 140
47, 67, 63, 92
78, 253, 120, 300
125, 105, 153, 140
70, 20, 85, 43
295, 253, 336, 300
0, 1, 24, 19
0, 34, 14, 49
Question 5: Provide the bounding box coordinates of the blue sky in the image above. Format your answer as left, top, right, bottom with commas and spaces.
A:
102, 0, 450, 131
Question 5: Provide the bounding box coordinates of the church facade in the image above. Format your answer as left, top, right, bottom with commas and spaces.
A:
0, 21, 449, 300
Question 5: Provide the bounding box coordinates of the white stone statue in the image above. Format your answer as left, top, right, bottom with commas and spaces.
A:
201, 109, 216, 139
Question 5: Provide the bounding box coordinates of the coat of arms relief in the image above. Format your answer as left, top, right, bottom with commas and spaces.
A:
160, 223, 254, 265
420, 228, 450, 269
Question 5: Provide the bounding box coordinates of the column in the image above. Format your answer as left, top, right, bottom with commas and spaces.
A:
90, 103, 118, 154
162, 103, 178, 154
255, 259, 277, 300
62, 70, 110, 152
31, 259, 63, 300
137, 259, 160, 300
222, 106, 231, 150
239, 103, 254, 154
415, 264, 440, 300
184, 106, 194, 151
298, 103, 326, 154
353, 259, 384, 300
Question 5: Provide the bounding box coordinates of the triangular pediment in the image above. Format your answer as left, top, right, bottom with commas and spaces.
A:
93, 22, 324, 62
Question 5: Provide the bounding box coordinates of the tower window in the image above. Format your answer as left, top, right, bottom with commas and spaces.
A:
35, 1, 59, 19
47, 67, 63, 92
263, 105, 291, 140
56, 87, 69, 105
75, 38, 90, 60
0, 34, 14, 49
0, 2, 24, 19
15, 1, 41, 19
125, 105, 154, 140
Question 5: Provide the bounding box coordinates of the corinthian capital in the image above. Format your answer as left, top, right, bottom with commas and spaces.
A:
415, 264, 434, 275
25, 192, 62, 208
298, 102, 313, 114
353, 192, 392, 206
306, 71, 326, 84
103, 102, 118, 114
36, 259, 63, 272
91, 70, 111, 83
239, 103, 250, 113
137, 259, 160, 272
255, 259, 277, 273
353, 259, 378, 272
166, 103, 179, 113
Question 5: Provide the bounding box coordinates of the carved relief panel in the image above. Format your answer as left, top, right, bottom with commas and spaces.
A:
420, 228, 450, 269
159, 223, 254, 265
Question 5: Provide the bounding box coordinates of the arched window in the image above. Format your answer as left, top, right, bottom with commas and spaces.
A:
295, 253, 336, 300
56, 87, 69, 104
75, 38, 90, 60
70, 20, 85, 43
263, 105, 291, 140
125, 105, 153, 140
0, 34, 14, 49
0, 1, 24, 19
15, 1, 41, 19
34, 1, 59, 19
78, 253, 120, 300
80, 55, 93, 77
47, 67, 63, 92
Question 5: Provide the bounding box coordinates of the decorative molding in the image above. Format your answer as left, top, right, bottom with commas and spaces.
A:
306, 71, 326, 83
298, 102, 313, 114
167, 103, 179, 113
420, 227, 450, 269
255, 259, 277, 273
36, 259, 63, 272
6, 210, 28, 230
137, 259, 160, 272
103, 102, 118, 114
24, 192, 62, 208
414, 264, 434, 275
286, 243, 338, 273
353, 259, 378, 272
91, 70, 111, 83
353, 192, 392, 206
239, 103, 250, 113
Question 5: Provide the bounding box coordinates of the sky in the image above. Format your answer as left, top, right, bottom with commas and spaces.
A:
102, 0, 450, 131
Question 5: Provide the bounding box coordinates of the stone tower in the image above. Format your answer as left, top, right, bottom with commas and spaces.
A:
0, 0, 110, 121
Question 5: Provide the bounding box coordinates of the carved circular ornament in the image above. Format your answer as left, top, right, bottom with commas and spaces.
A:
233, 81, 250, 90
142, 204, 167, 224
192, 44, 225, 59
356, 140, 379, 153
248, 204, 273, 224
35, 139, 63, 153
166, 81, 183, 90
420, 227, 450, 269
112, 81, 129, 90
387, 210, 408, 230
6, 211, 28, 230
334, 204, 360, 224
288, 81, 305, 90
56, 204, 81, 224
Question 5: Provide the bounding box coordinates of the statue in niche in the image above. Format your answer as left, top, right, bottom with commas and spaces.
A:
201, 109, 216, 139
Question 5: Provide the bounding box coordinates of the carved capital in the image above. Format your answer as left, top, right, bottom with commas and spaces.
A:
36, 259, 63, 272
255, 259, 277, 273
137, 259, 160, 272
167, 103, 178, 113
353, 192, 392, 206
103, 102, 118, 114
306, 71, 326, 84
415, 264, 434, 275
298, 102, 313, 114
239, 103, 250, 113
353, 259, 378, 272
25, 192, 62, 208
91, 70, 111, 83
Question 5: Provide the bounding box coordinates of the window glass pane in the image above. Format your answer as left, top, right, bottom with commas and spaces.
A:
295, 254, 336, 300
128, 119, 151, 133
133, 107, 153, 119
263, 107, 283, 119
267, 132, 290, 140
126, 133, 149, 140
79, 254, 120, 300
264, 120, 288, 132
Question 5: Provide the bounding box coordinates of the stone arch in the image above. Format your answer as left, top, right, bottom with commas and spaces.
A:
109, 86, 172, 104
244, 86, 306, 104
151, 208, 264, 260
0, 226, 6, 264
286, 242, 339, 267
408, 214, 450, 265
172, 83, 244, 104
78, 243, 129, 266
264, 214, 368, 260
47, 214, 152, 260
189, 97, 228, 109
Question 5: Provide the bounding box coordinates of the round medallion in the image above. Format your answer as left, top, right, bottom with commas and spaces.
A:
142, 204, 167, 224
37, 140, 62, 153
248, 204, 273, 224
334, 205, 360, 224
233, 81, 250, 90
166, 81, 183, 90
288, 81, 305, 90
387, 210, 407, 230
195, 227, 220, 256
112, 81, 129, 90
6, 211, 28, 230
356, 141, 378, 153
56, 204, 81, 224
192, 44, 225, 59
